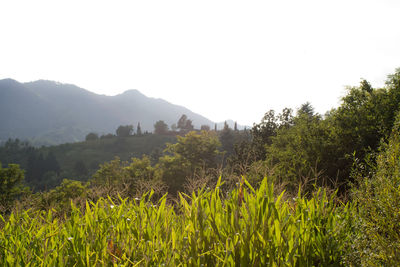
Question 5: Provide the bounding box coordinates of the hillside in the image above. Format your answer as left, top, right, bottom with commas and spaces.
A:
0, 134, 177, 191
0, 79, 215, 145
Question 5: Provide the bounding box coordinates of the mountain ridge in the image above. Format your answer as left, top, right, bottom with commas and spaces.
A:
0, 79, 245, 146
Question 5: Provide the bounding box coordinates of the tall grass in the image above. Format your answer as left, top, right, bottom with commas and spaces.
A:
0, 177, 350, 266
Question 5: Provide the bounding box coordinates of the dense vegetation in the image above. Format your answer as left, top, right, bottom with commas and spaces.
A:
0, 178, 350, 266
1, 68, 400, 265
0, 134, 176, 191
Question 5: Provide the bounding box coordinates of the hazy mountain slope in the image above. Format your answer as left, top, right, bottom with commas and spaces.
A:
0, 79, 56, 139
0, 79, 215, 145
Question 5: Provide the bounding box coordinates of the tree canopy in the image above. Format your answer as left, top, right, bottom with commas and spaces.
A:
154, 120, 169, 135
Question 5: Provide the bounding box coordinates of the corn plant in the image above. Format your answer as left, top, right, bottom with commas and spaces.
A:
0, 177, 350, 266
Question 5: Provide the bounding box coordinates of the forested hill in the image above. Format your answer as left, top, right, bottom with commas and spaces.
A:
0, 79, 214, 145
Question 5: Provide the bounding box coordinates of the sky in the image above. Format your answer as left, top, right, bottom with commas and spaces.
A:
1, 0, 400, 126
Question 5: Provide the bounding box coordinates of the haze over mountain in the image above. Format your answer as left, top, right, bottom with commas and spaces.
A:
0, 79, 244, 145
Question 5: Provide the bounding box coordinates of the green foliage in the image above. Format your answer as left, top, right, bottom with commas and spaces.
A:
74, 160, 88, 178
125, 155, 155, 181
91, 156, 160, 199
0, 139, 33, 167
177, 114, 194, 133
91, 157, 129, 188
200, 124, 211, 131
333, 80, 394, 157
0, 163, 28, 212
35, 179, 87, 214
0, 177, 350, 266
219, 121, 235, 156
329, 73, 400, 182
159, 131, 222, 194
116, 125, 133, 137
247, 108, 294, 164
345, 113, 400, 265
257, 70, 400, 193
0, 140, 61, 191
267, 108, 337, 192
153, 120, 169, 135
0, 134, 176, 191
251, 110, 279, 160
85, 132, 99, 141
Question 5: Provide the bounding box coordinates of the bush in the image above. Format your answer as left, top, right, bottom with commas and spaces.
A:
345, 114, 400, 265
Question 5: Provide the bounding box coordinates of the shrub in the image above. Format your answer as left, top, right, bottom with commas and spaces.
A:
344, 113, 400, 265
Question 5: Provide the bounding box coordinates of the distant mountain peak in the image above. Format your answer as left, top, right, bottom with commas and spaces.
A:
0, 78, 20, 86
120, 89, 144, 96
0, 78, 216, 145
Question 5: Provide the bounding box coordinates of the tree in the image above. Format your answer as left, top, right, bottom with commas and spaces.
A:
251, 109, 279, 161
100, 133, 114, 139
201, 125, 211, 131
0, 163, 27, 212
348, 112, 400, 265
278, 108, 294, 129
40, 179, 87, 214
91, 157, 129, 189
44, 152, 60, 174
136, 122, 142, 136
266, 108, 336, 192
177, 114, 188, 129
91, 156, 158, 198
185, 119, 194, 131
116, 125, 133, 137
297, 102, 314, 117
219, 122, 235, 157
328, 75, 400, 186
177, 114, 194, 132
125, 155, 155, 181
85, 132, 99, 141
154, 120, 169, 135
158, 131, 222, 194
74, 160, 88, 177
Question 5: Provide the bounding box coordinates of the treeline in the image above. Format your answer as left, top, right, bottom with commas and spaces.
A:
0, 114, 244, 192
85, 114, 240, 139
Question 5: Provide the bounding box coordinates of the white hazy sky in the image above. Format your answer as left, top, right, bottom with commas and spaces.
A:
1, 0, 400, 126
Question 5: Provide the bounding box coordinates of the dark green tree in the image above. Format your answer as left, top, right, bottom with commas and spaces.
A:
74, 160, 88, 177
266, 107, 336, 191
100, 133, 114, 139
177, 114, 188, 130
185, 119, 194, 131
177, 114, 194, 132
219, 121, 235, 157
201, 125, 211, 131
44, 152, 60, 174
85, 132, 99, 141
116, 125, 134, 137
154, 120, 169, 135
0, 163, 27, 212
251, 109, 278, 161
136, 122, 142, 136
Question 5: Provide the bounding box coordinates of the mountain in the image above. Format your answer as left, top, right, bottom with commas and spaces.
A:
0, 79, 216, 145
